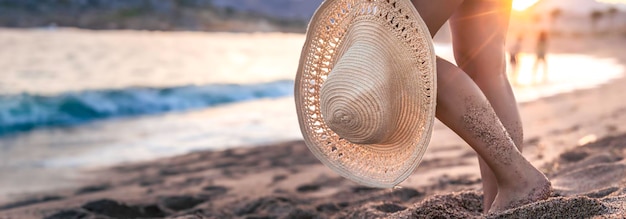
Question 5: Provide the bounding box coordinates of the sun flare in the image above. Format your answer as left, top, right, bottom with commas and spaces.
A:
598, 0, 626, 4
512, 0, 540, 11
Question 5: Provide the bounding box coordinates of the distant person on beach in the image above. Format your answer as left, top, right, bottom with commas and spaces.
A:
509, 35, 523, 85
411, 0, 551, 212
533, 30, 549, 83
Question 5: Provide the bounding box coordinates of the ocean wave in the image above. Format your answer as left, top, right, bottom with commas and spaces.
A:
0, 80, 294, 136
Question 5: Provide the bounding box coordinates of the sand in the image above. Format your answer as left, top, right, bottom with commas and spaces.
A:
1, 34, 626, 218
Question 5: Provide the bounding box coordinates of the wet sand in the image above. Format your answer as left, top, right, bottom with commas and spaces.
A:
3, 135, 626, 218
1, 35, 626, 218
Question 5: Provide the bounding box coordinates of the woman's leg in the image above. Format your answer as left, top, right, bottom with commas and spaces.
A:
410, 0, 550, 212
435, 58, 551, 213
448, 0, 524, 212
410, 0, 464, 37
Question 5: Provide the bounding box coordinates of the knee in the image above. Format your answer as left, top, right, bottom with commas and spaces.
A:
436, 57, 471, 85
452, 46, 507, 79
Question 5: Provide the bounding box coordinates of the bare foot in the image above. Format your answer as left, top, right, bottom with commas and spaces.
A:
488, 171, 552, 213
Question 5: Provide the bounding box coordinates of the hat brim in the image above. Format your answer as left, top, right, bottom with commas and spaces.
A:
295, 0, 437, 188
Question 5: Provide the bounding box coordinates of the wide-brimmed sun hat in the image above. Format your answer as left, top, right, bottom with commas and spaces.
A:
294, 0, 437, 188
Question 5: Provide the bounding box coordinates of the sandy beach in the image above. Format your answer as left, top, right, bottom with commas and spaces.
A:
1, 32, 626, 218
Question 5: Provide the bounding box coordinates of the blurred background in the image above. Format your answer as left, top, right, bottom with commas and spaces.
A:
0, 0, 625, 202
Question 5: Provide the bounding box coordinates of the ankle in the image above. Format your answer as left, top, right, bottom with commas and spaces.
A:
498, 166, 549, 191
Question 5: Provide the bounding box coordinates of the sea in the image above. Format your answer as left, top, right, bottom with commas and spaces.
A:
0, 28, 623, 201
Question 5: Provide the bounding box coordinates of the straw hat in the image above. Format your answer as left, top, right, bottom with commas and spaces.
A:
294, 0, 436, 188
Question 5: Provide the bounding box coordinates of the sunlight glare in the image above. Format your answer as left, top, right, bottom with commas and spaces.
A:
597, 0, 626, 4
512, 0, 540, 11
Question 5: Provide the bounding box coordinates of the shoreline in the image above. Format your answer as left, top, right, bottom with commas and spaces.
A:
1, 35, 626, 218
0, 27, 621, 204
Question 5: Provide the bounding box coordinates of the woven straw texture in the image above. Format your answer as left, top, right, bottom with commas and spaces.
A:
295, 0, 436, 188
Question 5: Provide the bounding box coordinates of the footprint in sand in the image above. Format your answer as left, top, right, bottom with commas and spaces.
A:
0, 195, 64, 211
559, 150, 590, 163
74, 184, 111, 195
272, 174, 288, 183
296, 184, 321, 193
351, 186, 381, 194
555, 153, 619, 176
44, 209, 90, 219
378, 188, 423, 202
316, 203, 342, 212
553, 162, 626, 196
374, 203, 407, 213
201, 185, 229, 200
160, 195, 208, 211
81, 199, 166, 218
581, 187, 620, 198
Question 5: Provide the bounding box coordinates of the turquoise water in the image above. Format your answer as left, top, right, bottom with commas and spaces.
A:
0, 80, 293, 136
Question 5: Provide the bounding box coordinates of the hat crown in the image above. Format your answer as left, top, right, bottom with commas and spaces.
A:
320, 40, 399, 144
